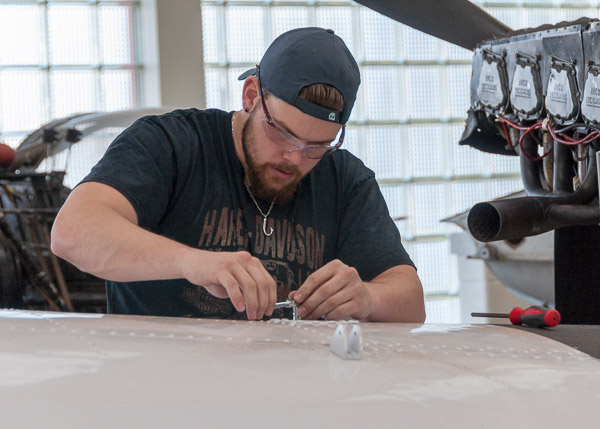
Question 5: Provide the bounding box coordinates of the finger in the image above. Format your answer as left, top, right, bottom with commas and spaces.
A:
303, 283, 352, 320
323, 301, 356, 321
232, 267, 259, 320
259, 263, 277, 318
298, 272, 347, 319
203, 284, 229, 299
294, 262, 337, 304
215, 272, 245, 313
265, 277, 277, 317
245, 258, 275, 319
263, 265, 277, 317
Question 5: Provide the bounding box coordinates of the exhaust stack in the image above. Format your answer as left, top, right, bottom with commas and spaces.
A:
468, 198, 600, 242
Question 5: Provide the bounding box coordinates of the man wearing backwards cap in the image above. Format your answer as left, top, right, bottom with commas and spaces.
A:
52, 27, 425, 322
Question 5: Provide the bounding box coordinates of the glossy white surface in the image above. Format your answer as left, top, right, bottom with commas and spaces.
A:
1, 310, 599, 428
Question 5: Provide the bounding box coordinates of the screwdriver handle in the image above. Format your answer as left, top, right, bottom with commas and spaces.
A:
509, 305, 561, 328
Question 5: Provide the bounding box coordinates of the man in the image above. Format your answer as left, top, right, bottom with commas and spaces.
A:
51, 27, 425, 322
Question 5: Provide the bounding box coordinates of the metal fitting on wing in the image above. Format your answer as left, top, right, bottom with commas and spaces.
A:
274, 299, 301, 321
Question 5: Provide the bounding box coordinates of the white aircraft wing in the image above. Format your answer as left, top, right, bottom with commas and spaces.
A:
1, 310, 598, 428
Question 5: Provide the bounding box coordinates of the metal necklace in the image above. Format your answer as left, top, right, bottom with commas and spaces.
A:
245, 183, 275, 236
233, 111, 276, 237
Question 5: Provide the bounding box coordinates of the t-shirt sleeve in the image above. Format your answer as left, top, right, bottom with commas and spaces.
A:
78, 117, 176, 230
336, 167, 415, 282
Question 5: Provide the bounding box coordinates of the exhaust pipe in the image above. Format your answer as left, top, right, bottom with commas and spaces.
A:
468, 146, 600, 242
467, 197, 600, 242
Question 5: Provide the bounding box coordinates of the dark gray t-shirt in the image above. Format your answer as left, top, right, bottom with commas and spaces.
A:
81, 108, 414, 319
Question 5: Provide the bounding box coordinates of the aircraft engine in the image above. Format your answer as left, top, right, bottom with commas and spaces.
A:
462, 18, 600, 242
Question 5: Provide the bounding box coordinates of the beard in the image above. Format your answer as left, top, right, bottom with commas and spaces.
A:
241, 107, 303, 204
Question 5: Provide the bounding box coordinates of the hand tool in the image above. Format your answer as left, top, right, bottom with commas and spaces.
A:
471, 305, 561, 328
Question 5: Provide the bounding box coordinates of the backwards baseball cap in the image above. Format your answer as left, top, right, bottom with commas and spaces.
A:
238, 27, 360, 124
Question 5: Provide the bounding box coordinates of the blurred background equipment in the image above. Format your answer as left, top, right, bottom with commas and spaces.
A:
443, 195, 555, 309
0, 143, 15, 169
354, 0, 510, 50
0, 108, 170, 312
461, 18, 600, 323
465, 19, 600, 242
356, 1, 600, 324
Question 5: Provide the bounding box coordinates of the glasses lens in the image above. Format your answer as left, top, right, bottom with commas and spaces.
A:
261, 117, 285, 140
260, 95, 344, 159
304, 146, 334, 159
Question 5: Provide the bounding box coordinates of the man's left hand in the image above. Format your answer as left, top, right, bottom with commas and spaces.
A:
289, 259, 373, 320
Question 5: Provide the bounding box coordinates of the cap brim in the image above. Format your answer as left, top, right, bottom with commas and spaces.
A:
238, 68, 257, 80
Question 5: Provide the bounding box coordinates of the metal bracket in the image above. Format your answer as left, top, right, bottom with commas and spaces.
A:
274, 299, 300, 321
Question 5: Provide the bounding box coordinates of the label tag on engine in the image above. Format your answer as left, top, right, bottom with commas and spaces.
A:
582, 68, 600, 124
545, 67, 578, 123
477, 60, 507, 112
510, 63, 542, 118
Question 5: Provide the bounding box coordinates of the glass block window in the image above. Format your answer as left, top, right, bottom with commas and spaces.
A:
405, 67, 442, 119
446, 65, 472, 118
315, 7, 355, 52
425, 296, 461, 324
367, 126, 405, 179
272, 7, 310, 36
380, 184, 406, 223
407, 125, 446, 177
0, 1, 140, 150
450, 181, 486, 215
360, 8, 397, 62
362, 66, 401, 121
403, 27, 438, 61
200, 0, 592, 322
0, 71, 46, 132
226, 6, 265, 63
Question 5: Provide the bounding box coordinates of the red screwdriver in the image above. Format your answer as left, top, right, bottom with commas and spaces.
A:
471, 305, 561, 328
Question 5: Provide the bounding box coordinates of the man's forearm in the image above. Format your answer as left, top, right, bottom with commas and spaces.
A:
365, 265, 426, 323
51, 182, 197, 282
52, 202, 193, 282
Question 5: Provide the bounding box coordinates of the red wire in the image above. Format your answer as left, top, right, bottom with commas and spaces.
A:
518, 123, 552, 162
497, 116, 532, 131
496, 116, 548, 162
558, 133, 576, 142
500, 119, 513, 150
498, 116, 599, 161
497, 116, 546, 161
547, 121, 599, 145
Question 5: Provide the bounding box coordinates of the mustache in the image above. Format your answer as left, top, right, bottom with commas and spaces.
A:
265, 162, 301, 177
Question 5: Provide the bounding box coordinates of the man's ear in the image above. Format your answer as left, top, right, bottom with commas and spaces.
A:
242, 76, 260, 112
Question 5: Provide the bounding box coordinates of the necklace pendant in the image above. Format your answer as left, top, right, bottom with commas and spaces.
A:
263, 216, 274, 236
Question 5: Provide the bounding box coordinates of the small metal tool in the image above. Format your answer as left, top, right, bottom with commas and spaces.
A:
471, 305, 560, 328
274, 299, 301, 321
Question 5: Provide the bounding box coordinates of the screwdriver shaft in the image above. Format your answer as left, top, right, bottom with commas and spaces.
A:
471, 312, 510, 318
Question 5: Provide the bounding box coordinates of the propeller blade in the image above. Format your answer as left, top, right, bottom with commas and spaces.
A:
354, 0, 512, 50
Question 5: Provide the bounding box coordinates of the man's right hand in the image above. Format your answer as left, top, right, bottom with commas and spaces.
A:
180, 250, 277, 320
52, 183, 276, 320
